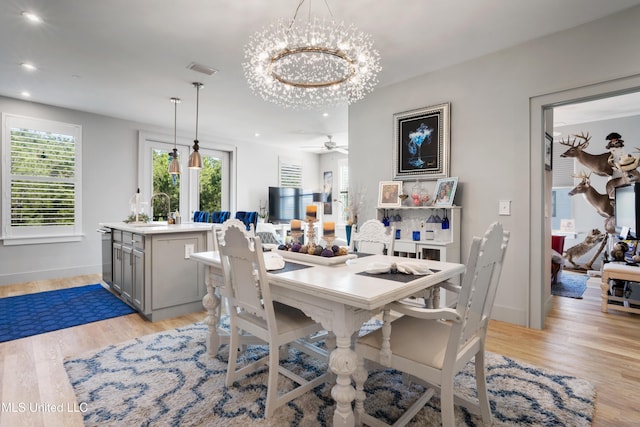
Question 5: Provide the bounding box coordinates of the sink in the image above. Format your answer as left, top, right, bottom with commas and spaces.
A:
127, 222, 168, 227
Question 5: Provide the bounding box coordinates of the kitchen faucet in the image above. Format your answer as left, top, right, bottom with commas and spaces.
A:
150, 193, 171, 221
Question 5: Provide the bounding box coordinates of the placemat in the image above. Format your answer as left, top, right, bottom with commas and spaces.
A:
356, 269, 440, 283
270, 261, 313, 274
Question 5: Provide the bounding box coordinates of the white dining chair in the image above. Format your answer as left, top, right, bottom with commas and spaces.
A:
350, 219, 395, 255
217, 219, 329, 418
354, 222, 509, 427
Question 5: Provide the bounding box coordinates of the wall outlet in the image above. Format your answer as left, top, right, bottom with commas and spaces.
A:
184, 243, 195, 259
499, 200, 511, 216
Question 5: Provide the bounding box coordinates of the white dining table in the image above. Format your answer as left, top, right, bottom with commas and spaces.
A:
190, 251, 465, 427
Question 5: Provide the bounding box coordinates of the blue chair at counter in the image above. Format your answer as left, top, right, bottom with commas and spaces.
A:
193, 211, 210, 223
235, 211, 258, 231
211, 211, 230, 224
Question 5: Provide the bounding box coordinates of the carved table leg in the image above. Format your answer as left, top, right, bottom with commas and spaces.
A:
202, 268, 222, 356
600, 273, 611, 313
330, 335, 358, 427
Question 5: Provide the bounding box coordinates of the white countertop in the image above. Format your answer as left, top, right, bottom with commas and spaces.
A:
99, 221, 214, 234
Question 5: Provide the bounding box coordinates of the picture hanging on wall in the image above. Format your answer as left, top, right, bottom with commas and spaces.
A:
393, 102, 450, 180
544, 132, 553, 171
323, 171, 332, 214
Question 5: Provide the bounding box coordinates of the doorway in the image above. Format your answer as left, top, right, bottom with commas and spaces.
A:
529, 74, 640, 329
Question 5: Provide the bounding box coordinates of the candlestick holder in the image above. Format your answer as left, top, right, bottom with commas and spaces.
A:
305, 218, 317, 245
290, 230, 303, 244
323, 235, 335, 248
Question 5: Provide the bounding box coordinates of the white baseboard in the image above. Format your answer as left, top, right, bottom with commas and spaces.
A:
0, 264, 101, 286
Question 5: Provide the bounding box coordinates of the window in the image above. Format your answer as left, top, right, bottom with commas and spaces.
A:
279, 157, 302, 188
2, 114, 82, 245
139, 132, 230, 221
197, 151, 226, 212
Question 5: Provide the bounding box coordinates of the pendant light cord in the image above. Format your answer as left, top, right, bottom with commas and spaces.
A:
174, 100, 178, 147
194, 84, 200, 141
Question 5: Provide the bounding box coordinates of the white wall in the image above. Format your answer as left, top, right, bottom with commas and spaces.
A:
349, 5, 640, 326
0, 96, 320, 285
319, 151, 348, 239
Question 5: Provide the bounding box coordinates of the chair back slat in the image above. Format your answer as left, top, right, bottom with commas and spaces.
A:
235, 211, 259, 230
218, 219, 274, 325
350, 219, 395, 255
193, 210, 210, 222
450, 223, 509, 354
211, 211, 231, 223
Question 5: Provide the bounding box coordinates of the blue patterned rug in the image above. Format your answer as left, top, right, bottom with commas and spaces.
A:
64, 322, 595, 426
0, 284, 135, 342
552, 272, 588, 299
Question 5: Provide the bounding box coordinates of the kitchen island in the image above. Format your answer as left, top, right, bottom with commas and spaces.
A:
99, 222, 213, 321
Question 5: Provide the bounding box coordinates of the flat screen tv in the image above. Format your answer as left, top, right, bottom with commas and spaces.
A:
614, 182, 640, 240
268, 187, 314, 224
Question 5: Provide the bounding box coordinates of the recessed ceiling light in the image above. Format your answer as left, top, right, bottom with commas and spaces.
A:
254, 133, 260, 137
21, 91, 31, 97
322, 112, 329, 117
21, 62, 37, 71
21, 11, 42, 24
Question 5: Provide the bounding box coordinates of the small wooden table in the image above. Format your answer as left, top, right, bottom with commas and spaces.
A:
601, 262, 640, 314
190, 251, 465, 427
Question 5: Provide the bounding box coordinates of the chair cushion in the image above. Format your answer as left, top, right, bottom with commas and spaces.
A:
257, 231, 281, 245
237, 301, 319, 335
358, 315, 452, 369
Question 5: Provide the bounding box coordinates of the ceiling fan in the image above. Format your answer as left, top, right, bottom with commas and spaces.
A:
320, 135, 348, 154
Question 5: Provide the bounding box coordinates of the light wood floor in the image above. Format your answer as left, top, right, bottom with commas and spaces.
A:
1, 274, 639, 426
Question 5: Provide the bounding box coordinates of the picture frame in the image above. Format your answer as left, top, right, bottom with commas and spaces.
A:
544, 132, 553, 171
432, 177, 458, 207
393, 102, 450, 180
377, 181, 402, 208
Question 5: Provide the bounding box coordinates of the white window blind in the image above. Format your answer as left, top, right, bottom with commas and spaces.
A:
2, 114, 82, 245
279, 157, 302, 188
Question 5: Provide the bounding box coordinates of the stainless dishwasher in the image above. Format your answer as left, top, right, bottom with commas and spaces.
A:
97, 227, 112, 287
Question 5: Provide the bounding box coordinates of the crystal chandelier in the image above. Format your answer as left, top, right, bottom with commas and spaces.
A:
243, 0, 381, 110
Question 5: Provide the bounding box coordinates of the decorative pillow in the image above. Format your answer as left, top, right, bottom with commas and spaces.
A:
257, 231, 281, 245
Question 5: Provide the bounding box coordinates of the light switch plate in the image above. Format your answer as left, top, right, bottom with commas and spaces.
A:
499, 200, 511, 216
184, 243, 195, 259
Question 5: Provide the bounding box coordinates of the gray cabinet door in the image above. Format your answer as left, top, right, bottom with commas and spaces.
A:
151, 234, 205, 310
122, 245, 133, 303
112, 242, 123, 294
132, 248, 144, 311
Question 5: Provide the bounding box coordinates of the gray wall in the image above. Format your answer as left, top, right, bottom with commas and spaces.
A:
348, 5, 640, 326
0, 96, 320, 285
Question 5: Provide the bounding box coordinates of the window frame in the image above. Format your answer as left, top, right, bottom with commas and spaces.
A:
1, 113, 83, 245
138, 131, 231, 221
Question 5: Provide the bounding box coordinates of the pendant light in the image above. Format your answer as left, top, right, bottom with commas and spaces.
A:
168, 97, 181, 175
188, 82, 203, 169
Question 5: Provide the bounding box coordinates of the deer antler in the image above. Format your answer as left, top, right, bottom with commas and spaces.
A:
572, 170, 591, 180
558, 135, 577, 147
574, 131, 590, 148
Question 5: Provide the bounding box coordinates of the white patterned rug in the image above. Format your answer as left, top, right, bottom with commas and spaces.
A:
64, 322, 595, 426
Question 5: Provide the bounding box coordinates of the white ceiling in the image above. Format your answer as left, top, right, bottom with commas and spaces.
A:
554, 91, 640, 128
2, 0, 640, 152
